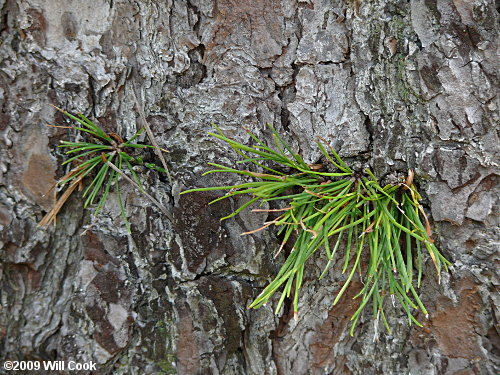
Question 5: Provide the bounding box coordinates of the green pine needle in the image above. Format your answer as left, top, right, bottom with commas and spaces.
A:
41, 109, 168, 233
182, 124, 451, 335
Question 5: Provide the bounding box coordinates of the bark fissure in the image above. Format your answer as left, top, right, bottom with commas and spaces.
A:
0, 0, 498, 374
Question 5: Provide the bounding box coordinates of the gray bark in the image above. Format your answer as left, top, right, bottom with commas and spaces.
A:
0, 0, 498, 374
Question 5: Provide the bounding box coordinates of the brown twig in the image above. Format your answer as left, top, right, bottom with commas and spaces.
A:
274, 241, 287, 259
403, 169, 414, 190
105, 161, 173, 221
38, 173, 85, 227
240, 219, 278, 236
299, 217, 318, 238
45, 124, 75, 129
130, 83, 172, 183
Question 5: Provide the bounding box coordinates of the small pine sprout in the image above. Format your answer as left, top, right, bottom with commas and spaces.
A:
182, 123, 451, 334
39, 106, 169, 233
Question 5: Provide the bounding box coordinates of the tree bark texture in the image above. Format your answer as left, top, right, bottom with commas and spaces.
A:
0, 0, 498, 374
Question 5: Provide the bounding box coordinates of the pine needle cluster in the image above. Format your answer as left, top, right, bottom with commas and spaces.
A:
182, 124, 450, 334
40, 106, 168, 232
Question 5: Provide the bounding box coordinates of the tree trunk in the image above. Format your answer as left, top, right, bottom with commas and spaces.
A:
0, 0, 498, 374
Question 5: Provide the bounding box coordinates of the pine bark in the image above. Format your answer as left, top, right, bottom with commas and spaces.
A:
0, 0, 498, 374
